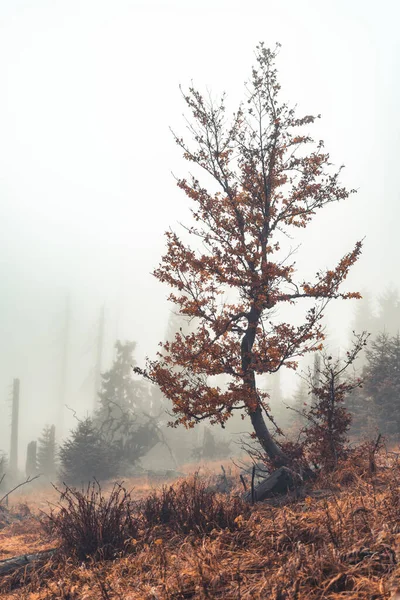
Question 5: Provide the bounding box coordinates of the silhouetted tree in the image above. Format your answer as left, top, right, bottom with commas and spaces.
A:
352, 290, 377, 341
364, 332, 400, 436
192, 426, 231, 460
97, 340, 148, 416
37, 425, 57, 479
376, 288, 400, 335
59, 418, 118, 484
95, 341, 159, 468
25, 441, 38, 478
288, 379, 308, 433
0, 452, 7, 490
344, 369, 371, 437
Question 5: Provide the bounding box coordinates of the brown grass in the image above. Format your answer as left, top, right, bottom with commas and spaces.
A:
2, 451, 400, 599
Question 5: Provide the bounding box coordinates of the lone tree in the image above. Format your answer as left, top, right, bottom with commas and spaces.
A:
138, 44, 362, 468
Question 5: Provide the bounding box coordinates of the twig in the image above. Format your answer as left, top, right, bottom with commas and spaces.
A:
369, 433, 382, 474
0, 475, 41, 505
251, 466, 256, 505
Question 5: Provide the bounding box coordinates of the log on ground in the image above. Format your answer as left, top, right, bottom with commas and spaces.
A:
243, 466, 303, 503
0, 548, 57, 578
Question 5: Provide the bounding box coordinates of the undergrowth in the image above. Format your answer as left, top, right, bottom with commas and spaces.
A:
2, 449, 400, 598
140, 473, 249, 535
42, 480, 139, 561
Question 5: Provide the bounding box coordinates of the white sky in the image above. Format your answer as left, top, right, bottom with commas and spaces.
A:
0, 0, 399, 454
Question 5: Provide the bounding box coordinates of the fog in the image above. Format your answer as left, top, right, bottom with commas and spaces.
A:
1, 0, 399, 465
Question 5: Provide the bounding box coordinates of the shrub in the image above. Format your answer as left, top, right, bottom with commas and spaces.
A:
44, 481, 139, 561
140, 474, 249, 535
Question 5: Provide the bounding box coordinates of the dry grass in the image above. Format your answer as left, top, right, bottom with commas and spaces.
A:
42, 481, 140, 561
2, 452, 400, 599
140, 474, 248, 535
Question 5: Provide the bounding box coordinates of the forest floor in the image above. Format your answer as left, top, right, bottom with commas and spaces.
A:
1, 452, 400, 599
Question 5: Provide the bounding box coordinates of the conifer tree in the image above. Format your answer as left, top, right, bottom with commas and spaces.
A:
364, 332, 400, 435
376, 288, 400, 335
352, 290, 377, 341
97, 341, 148, 418
95, 341, 159, 467
311, 353, 321, 404
193, 426, 231, 460
345, 372, 372, 437
26, 441, 38, 478
37, 425, 57, 478
59, 417, 118, 484
288, 379, 309, 433
303, 332, 368, 470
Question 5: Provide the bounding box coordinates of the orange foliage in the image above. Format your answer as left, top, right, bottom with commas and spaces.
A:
137, 44, 362, 457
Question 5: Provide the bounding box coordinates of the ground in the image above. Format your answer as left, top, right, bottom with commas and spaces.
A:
1, 453, 400, 599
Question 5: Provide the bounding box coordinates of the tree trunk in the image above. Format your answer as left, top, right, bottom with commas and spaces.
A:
9, 379, 20, 475
249, 405, 289, 467
243, 466, 302, 503
241, 307, 291, 468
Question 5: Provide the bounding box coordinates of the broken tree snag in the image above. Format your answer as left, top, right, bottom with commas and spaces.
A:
243, 467, 303, 503
0, 548, 57, 578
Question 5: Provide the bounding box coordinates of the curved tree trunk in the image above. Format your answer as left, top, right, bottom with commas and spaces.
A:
241, 307, 290, 467
249, 405, 289, 467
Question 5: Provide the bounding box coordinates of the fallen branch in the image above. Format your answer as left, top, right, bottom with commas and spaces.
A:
0, 548, 57, 578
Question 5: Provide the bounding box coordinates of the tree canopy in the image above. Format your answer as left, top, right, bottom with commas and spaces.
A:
139, 43, 362, 465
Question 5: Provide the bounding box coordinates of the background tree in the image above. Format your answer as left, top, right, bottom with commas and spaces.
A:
301, 332, 368, 470
376, 288, 400, 335
59, 417, 118, 484
287, 378, 309, 434
352, 290, 377, 342
138, 43, 362, 468
37, 425, 57, 479
97, 340, 148, 416
25, 441, 38, 478
192, 426, 231, 460
364, 332, 400, 436
160, 310, 208, 459
95, 340, 160, 468
345, 370, 372, 437
0, 452, 7, 491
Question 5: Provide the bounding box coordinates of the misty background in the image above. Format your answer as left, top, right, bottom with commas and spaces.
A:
1, 0, 399, 464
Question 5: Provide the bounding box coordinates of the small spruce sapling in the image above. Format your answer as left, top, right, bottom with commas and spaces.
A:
302, 332, 369, 471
